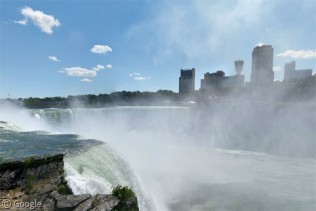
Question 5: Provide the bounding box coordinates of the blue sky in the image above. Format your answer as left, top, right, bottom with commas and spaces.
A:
0, 0, 315, 98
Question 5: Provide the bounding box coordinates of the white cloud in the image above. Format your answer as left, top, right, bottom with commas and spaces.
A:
81, 78, 93, 82
129, 72, 141, 77
48, 56, 60, 62
134, 76, 150, 80
273, 66, 281, 71
15, 6, 60, 34
62, 67, 97, 77
92, 64, 112, 71
276, 50, 316, 59
93, 65, 105, 71
90, 45, 112, 54
128, 73, 150, 80
14, 19, 28, 25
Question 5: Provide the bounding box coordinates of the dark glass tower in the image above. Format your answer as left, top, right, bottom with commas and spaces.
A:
179, 68, 195, 94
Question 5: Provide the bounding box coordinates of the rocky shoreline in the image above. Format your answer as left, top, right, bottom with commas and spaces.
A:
0, 154, 138, 210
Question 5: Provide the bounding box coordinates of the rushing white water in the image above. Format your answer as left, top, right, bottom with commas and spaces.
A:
1, 103, 316, 210
64, 145, 152, 210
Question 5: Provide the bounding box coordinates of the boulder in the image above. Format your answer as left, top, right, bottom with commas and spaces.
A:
56, 194, 91, 209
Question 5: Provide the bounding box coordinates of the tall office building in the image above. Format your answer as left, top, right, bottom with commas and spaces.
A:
251, 45, 274, 86
179, 68, 195, 94
284, 61, 296, 81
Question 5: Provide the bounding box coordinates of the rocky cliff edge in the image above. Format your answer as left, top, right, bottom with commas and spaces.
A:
0, 154, 138, 211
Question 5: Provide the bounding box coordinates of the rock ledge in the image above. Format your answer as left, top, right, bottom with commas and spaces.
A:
0, 154, 138, 211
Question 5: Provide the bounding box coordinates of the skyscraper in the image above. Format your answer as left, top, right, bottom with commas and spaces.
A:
284, 61, 296, 81
251, 45, 274, 86
179, 68, 195, 94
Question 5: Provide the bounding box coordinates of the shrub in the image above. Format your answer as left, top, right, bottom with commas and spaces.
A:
112, 185, 136, 199
111, 185, 138, 211
56, 183, 73, 195
23, 157, 33, 168
25, 175, 36, 194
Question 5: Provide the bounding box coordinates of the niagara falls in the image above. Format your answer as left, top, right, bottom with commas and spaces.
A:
1, 0, 316, 210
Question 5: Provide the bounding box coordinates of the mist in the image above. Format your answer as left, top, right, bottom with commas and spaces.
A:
0, 101, 52, 132
1, 98, 315, 210
56, 100, 316, 158
67, 101, 316, 210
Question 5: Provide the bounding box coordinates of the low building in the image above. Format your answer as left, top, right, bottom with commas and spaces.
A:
201, 70, 244, 92
283, 61, 313, 81
221, 75, 245, 89
286, 69, 313, 81
201, 71, 225, 91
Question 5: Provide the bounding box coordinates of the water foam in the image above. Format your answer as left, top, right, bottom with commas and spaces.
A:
0, 121, 23, 132
64, 144, 153, 211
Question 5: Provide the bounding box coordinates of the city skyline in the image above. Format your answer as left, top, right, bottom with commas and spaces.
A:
1, 0, 315, 98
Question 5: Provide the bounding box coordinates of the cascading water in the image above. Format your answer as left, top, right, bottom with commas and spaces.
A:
1, 103, 316, 211
64, 145, 152, 210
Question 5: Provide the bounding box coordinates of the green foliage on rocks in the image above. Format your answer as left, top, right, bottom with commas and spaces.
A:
112, 185, 135, 199
56, 180, 73, 195
23, 157, 34, 168
112, 185, 138, 211
25, 175, 36, 194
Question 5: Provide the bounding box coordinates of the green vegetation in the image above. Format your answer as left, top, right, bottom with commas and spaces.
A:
56, 182, 73, 195
112, 185, 136, 199
112, 185, 138, 211
25, 175, 36, 194
20, 154, 63, 170
15, 90, 179, 108
23, 157, 34, 168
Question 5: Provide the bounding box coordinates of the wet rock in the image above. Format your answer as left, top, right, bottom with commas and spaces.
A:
56, 194, 91, 209
90, 194, 119, 211
41, 197, 55, 211
74, 198, 93, 211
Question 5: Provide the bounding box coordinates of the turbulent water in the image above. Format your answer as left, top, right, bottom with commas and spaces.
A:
0, 104, 315, 211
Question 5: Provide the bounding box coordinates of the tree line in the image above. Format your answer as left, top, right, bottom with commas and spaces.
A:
20, 90, 180, 108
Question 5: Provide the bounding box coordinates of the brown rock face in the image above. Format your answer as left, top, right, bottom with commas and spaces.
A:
0, 154, 138, 211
